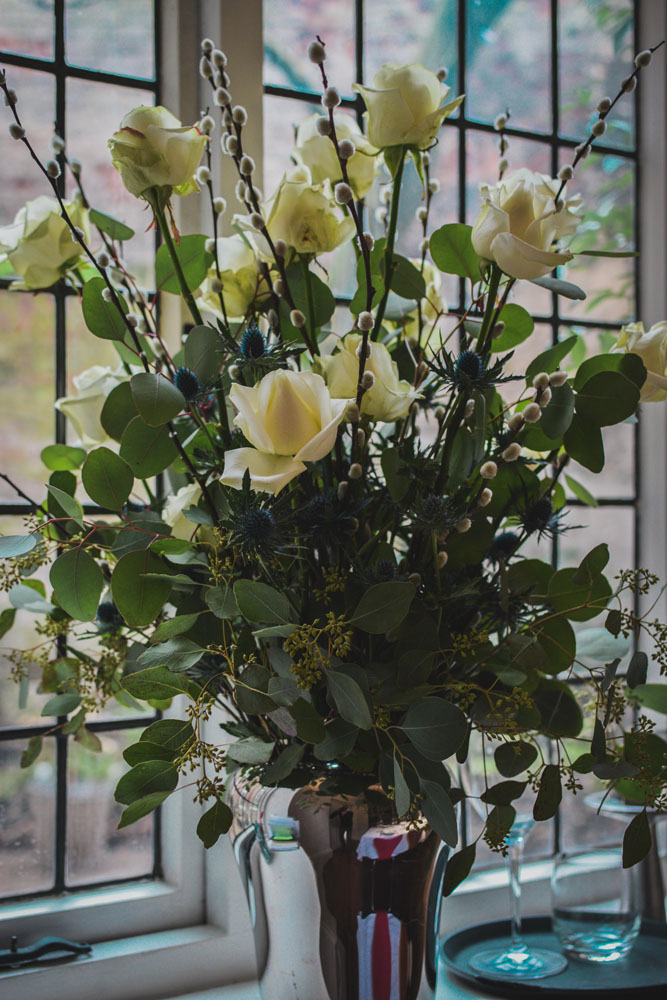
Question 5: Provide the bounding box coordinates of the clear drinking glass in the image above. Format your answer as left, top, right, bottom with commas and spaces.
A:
551, 849, 643, 963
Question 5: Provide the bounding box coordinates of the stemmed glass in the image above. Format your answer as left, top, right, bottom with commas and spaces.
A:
460, 736, 568, 980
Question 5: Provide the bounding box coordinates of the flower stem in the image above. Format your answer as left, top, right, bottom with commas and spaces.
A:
373, 148, 406, 335
300, 258, 319, 356
153, 202, 204, 327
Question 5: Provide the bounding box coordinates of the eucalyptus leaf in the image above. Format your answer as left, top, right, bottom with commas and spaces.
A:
442, 844, 476, 896
350, 581, 415, 634
197, 798, 233, 847
533, 764, 562, 821
622, 810, 651, 868
131, 372, 186, 427
50, 548, 104, 621
118, 790, 171, 829
402, 697, 468, 761
82, 447, 134, 509
234, 579, 290, 624
119, 417, 179, 477
393, 755, 411, 816
430, 223, 481, 280
420, 779, 458, 847
82, 276, 129, 341
156, 234, 213, 294
327, 670, 373, 730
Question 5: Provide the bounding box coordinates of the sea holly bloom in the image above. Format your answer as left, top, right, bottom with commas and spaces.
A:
352, 63, 463, 151
221, 369, 348, 494
612, 320, 667, 402
471, 168, 582, 280
293, 113, 378, 199
0, 194, 90, 289
108, 106, 207, 202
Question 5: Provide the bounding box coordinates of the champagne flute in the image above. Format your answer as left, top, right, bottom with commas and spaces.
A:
460, 737, 568, 980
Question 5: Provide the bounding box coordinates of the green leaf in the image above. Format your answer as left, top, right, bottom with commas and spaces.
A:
494, 740, 538, 777
530, 275, 586, 300
565, 474, 598, 507
100, 381, 138, 441
350, 581, 415, 634
119, 416, 179, 478
573, 543, 609, 584
118, 790, 171, 829
420, 780, 458, 847
393, 755, 411, 816
76, 726, 102, 752
604, 609, 622, 637
481, 780, 527, 806
290, 698, 326, 743
130, 372, 186, 427
533, 678, 583, 737
156, 234, 213, 294
525, 336, 578, 384
112, 550, 172, 627
535, 617, 576, 675
197, 797, 233, 847
384, 253, 426, 301
41, 444, 87, 471
491, 304, 534, 352
235, 664, 276, 715
41, 692, 82, 717
0, 607, 16, 639
573, 352, 646, 393
81, 447, 134, 509
442, 844, 476, 896
314, 719, 358, 761
260, 743, 305, 785
150, 613, 200, 643
539, 383, 574, 440
122, 666, 200, 701
284, 264, 336, 330
430, 223, 481, 281
184, 325, 225, 383
548, 566, 611, 621
575, 371, 639, 427
233, 579, 290, 624
0, 534, 37, 559
89, 208, 135, 241
46, 485, 84, 529
564, 412, 605, 472
227, 739, 274, 764
82, 276, 129, 341
327, 670, 373, 730
381, 449, 411, 502
206, 584, 239, 619
140, 718, 194, 751
21, 735, 43, 768
402, 697, 468, 761
623, 651, 648, 692
50, 548, 104, 621
267, 675, 301, 707
138, 638, 205, 672
9, 583, 55, 614
622, 810, 651, 868
533, 764, 562, 821
632, 684, 667, 714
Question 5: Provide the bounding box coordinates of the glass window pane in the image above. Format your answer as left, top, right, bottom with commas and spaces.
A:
262, 94, 320, 199
559, 0, 634, 150
365, 0, 460, 96
0, 293, 55, 503
66, 729, 153, 886
264, 0, 356, 96
560, 151, 635, 324
0, 739, 56, 898
558, 504, 634, 582
0, 66, 55, 220
466, 131, 552, 225
466, 0, 551, 132
565, 420, 634, 501
66, 78, 156, 288
0, 0, 54, 61
65, 0, 155, 80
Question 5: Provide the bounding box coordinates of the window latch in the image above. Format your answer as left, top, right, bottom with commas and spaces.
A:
0, 935, 92, 970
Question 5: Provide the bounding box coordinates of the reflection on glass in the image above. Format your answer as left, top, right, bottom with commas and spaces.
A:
66, 78, 156, 288
67, 729, 154, 886
559, 0, 634, 150
466, 0, 550, 132
65, 0, 155, 80
264, 0, 355, 95
364, 0, 459, 95
0, 739, 55, 898
0, 293, 55, 502
0, 0, 54, 61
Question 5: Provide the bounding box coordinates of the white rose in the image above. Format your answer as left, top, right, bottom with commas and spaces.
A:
162, 483, 204, 540
239, 165, 355, 260
402, 260, 447, 349
471, 168, 582, 280
316, 333, 420, 422
199, 234, 269, 319
294, 114, 378, 199
0, 195, 90, 290
221, 369, 348, 494
612, 320, 667, 402
108, 106, 206, 201
352, 63, 463, 151
55, 365, 132, 447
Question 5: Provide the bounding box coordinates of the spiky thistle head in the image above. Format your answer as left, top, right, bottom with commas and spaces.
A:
174, 366, 202, 401
235, 507, 276, 546
488, 530, 521, 564
453, 350, 484, 385
240, 325, 266, 360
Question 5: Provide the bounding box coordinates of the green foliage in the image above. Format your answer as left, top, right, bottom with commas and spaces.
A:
82, 277, 129, 341
119, 417, 179, 477
41, 444, 87, 471
401, 698, 468, 761
430, 224, 481, 281
350, 582, 415, 634
130, 373, 186, 427
50, 548, 104, 621
156, 233, 213, 294
82, 447, 134, 509
197, 798, 233, 847
89, 208, 135, 241
111, 550, 173, 627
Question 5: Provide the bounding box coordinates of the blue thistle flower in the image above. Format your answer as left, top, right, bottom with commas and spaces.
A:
375, 559, 397, 582
454, 350, 484, 384
174, 366, 202, 401
488, 531, 520, 563
240, 326, 266, 360
236, 508, 276, 546
422, 494, 445, 523
96, 601, 122, 630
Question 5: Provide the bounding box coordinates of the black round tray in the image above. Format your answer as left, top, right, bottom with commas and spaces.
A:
441, 915, 667, 997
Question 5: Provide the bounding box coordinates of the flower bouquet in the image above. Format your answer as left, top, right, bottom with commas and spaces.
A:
1, 32, 666, 980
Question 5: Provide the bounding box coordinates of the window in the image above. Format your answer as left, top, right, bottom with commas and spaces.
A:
263, 0, 645, 869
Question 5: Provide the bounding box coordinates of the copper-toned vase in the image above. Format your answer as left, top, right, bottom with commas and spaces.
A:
229, 776, 447, 1000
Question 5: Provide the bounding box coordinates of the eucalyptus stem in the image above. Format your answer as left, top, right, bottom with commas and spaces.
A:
153, 201, 204, 327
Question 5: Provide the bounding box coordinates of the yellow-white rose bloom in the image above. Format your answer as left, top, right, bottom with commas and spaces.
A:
163, 483, 205, 540
471, 168, 582, 280
199, 234, 268, 319
294, 114, 378, 199
612, 320, 667, 402
241, 165, 355, 260
403, 260, 447, 349
316, 333, 420, 422
108, 106, 206, 201
221, 369, 348, 494
55, 365, 133, 448
352, 63, 463, 151
0, 195, 89, 290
